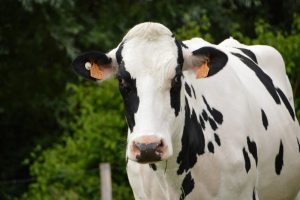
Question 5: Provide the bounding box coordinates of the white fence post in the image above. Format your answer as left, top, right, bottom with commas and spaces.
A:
99, 163, 112, 200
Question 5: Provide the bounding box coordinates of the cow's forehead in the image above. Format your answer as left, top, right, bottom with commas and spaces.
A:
118, 22, 179, 80
121, 39, 178, 80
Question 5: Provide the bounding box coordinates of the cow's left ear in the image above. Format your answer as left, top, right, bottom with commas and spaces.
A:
72, 51, 116, 81
183, 46, 228, 79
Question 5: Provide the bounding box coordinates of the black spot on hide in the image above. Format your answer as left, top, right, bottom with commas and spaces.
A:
261, 109, 268, 130
116, 43, 139, 133
185, 83, 192, 97
202, 96, 223, 131
191, 85, 196, 99
231, 52, 281, 104
170, 40, 184, 117
178, 40, 188, 49
236, 48, 258, 64
208, 142, 214, 153
202, 110, 208, 121
275, 140, 284, 175
297, 138, 300, 153
149, 164, 157, 171
243, 147, 251, 173
177, 98, 205, 175
170, 72, 182, 117
179, 172, 194, 200
208, 117, 218, 131
253, 188, 256, 200
276, 87, 295, 121
232, 52, 295, 121
199, 115, 205, 130
214, 133, 221, 146
247, 137, 258, 166
116, 42, 124, 65
175, 39, 184, 69
119, 77, 139, 133
202, 96, 223, 124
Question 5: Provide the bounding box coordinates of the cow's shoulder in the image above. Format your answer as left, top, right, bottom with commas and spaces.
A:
219, 37, 293, 108
219, 38, 288, 89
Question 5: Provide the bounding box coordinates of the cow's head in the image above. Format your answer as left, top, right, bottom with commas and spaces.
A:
72, 22, 227, 164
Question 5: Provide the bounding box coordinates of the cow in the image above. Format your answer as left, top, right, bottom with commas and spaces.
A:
72, 22, 300, 200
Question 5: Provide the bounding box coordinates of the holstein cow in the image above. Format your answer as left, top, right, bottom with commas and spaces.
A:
72, 22, 300, 200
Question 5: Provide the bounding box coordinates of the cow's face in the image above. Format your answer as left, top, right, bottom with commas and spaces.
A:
72, 22, 228, 164
116, 29, 185, 163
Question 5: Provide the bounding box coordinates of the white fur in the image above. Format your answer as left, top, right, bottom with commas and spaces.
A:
123, 22, 173, 42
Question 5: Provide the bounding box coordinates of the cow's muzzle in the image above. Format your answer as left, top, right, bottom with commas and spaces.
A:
130, 135, 167, 163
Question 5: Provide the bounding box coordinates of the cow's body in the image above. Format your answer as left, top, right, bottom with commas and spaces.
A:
72, 22, 300, 200
126, 37, 300, 200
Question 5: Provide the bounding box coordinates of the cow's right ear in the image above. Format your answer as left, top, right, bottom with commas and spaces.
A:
72, 51, 115, 81
183, 46, 228, 79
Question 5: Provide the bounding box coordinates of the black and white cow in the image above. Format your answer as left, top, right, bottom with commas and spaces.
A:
72, 22, 300, 200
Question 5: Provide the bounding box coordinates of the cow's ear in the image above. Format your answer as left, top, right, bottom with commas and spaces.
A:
72, 51, 115, 81
183, 46, 228, 79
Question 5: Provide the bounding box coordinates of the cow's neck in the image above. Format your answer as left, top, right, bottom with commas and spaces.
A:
151, 75, 224, 198
149, 78, 200, 196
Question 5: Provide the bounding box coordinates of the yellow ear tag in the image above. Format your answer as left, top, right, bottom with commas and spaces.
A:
90, 63, 104, 80
196, 62, 209, 79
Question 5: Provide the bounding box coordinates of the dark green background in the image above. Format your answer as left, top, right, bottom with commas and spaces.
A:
1, 0, 299, 199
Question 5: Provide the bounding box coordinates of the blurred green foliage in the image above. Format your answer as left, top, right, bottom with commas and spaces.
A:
20, 80, 132, 200
0, 0, 299, 199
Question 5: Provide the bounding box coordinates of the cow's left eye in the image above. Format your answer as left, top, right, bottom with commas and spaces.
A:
172, 73, 182, 87
174, 75, 181, 83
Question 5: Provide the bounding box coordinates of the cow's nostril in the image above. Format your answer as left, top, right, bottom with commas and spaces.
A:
132, 141, 140, 155
159, 139, 163, 147
155, 140, 164, 154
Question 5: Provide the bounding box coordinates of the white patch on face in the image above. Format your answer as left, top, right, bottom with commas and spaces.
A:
122, 37, 178, 81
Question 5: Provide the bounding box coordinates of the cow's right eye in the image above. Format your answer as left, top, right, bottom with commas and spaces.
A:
116, 71, 136, 95
118, 77, 127, 88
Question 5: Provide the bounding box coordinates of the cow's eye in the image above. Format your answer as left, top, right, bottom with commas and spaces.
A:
118, 77, 127, 88
174, 75, 181, 83
172, 73, 182, 87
